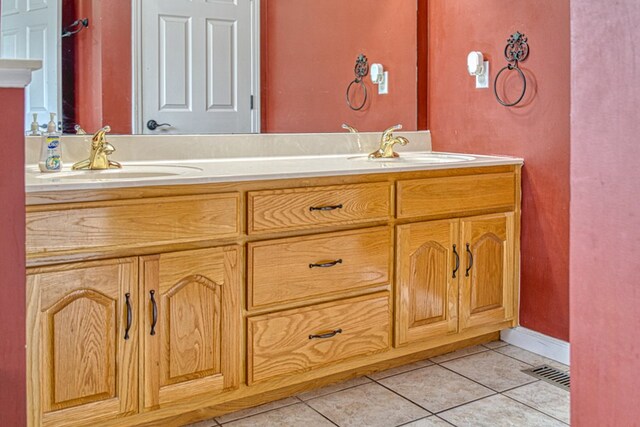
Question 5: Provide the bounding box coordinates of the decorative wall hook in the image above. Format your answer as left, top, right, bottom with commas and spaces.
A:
346, 54, 369, 111
62, 18, 89, 38
494, 32, 530, 107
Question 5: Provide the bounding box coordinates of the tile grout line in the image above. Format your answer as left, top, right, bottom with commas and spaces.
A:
434, 360, 518, 394
371, 378, 437, 416
432, 393, 499, 417
300, 400, 340, 427
215, 397, 302, 426
428, 347, 491, 364
364, 362, 434, 382
300, 378, 375, 402
500, 392, 570, 426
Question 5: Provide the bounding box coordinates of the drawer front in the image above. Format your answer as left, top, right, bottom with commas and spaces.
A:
397, 173, 516, 219
248, 183, 392, 234
248, 292, 390, 384
248, 228, 391, 309
26, 193, 241, 255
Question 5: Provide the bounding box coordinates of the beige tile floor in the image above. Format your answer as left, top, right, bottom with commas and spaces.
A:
185, 341, 570, 427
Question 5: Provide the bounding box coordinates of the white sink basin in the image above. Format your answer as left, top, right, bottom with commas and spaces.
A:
348, 153, 476, 164
29, 164, 204, 181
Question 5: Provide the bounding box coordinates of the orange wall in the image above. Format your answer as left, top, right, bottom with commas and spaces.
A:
73, 0, 131, 133
261, 0, 417, 133
0, 87, 27, 426
571, 0, 640, 424
428, 0, 571, 340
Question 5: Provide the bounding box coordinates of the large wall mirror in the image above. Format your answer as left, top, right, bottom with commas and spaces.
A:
1, 0, 427, 135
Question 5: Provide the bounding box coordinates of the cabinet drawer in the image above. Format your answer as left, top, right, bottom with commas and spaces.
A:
248, 183, 392, 234
247, 292, 390, 384
26, 193, 241, 254
248, 228, 391, 309
397, 173, 515, 219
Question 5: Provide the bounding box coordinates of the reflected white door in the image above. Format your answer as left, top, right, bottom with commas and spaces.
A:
1, 0, 59, 132
141, 0, 256, 134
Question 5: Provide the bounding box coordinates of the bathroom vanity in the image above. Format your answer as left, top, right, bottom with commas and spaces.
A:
24, 133, 522, 426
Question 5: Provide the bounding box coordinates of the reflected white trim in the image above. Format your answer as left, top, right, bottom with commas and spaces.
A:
0, 59, 42, 88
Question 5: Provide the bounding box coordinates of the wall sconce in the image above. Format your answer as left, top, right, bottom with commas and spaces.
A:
467, 51, 489, 89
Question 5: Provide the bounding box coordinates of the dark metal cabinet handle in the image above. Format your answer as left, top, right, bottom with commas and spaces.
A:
309, 204, 343, 212
150, 290, 158, 336
147, 120, 172, 131
309, 259, 343, 269
465, 244, 474, 277
309, 329, 343, 340
452, 245, 460, 278
124, 293, 132, 340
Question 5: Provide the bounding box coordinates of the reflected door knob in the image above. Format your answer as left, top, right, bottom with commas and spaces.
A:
147, 120, 172, 131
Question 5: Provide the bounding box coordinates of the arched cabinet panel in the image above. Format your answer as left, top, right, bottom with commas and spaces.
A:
27, 258, 138, 426
141, 246, 241, 410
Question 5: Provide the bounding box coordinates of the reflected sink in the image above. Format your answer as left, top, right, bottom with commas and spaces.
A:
348, 153, 476, 164
30, 164, 204, 181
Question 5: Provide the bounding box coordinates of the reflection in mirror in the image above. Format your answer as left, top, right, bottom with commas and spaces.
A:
1, 0, 426, 135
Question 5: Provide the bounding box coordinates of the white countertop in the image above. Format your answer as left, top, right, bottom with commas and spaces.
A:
26, 151, 523, 193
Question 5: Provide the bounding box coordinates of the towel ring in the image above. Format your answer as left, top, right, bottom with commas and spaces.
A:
346, 54, 369, 111
494, 32, 529, 107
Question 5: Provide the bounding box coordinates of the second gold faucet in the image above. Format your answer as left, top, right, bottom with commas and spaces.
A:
369, 124, 409, 159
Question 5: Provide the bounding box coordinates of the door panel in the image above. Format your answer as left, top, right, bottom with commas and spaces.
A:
460, 213, 515, 331
395, 219, 459, 346
141, 246, 241, 409
27, 258, 138, 427
141, 0, 254, 134
0, 0, 60, 131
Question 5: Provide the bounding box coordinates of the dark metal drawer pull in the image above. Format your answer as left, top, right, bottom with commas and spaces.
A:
452, 244, 460, 278
150, 290, 158, 336
465, 243, 474, 277
124, 293, 132, 340
309, 329, 343, 340
309, 204, 343, 212
309, 259, 343, 269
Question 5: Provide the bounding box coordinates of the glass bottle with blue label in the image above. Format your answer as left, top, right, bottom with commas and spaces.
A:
38, 113, 62, 173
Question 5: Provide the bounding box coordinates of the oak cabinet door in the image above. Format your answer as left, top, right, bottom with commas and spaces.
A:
395, 220, 460, 346
141, 246, 241, 410
459, 213, 516, 331
27, 258, 138, 427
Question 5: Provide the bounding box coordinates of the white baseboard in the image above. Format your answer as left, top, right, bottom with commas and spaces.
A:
500, 327, 570, 366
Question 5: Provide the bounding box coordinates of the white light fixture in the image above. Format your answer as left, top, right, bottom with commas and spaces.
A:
370, 63, 389, 95
467, 51, 490, 89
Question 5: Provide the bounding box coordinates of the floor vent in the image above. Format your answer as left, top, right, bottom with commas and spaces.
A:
522, 365, 570, 391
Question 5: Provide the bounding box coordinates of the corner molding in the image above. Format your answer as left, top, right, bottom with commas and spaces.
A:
0, 59, 42, 88
501, 327, 570, 365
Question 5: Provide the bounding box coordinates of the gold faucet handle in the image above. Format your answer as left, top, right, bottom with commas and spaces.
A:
382, 124, 403, 141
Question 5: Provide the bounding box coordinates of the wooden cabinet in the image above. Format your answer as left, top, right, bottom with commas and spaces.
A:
27, 258, 138, 427
248, 182, 392, 234
395, 220, 460, 346
25, 166, 521, 426
26, 247, 242, 425
248, 227, 391, 309
140, 247, 241, 410
459, 213, 516, 331
247, 292, 391, 384
396, 213, 517, 345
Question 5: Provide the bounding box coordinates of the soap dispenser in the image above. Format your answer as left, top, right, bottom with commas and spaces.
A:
38, 113, 62, 173
28, 113, 40, 136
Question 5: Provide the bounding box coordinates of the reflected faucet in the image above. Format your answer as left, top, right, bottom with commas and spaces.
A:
72, 126, 122, 170
369, 124, 409, 159
341, 123, 359, 133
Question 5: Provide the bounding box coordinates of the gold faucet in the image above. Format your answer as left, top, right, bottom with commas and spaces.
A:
72, 126, 122, 170
369, 124, 409, 159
